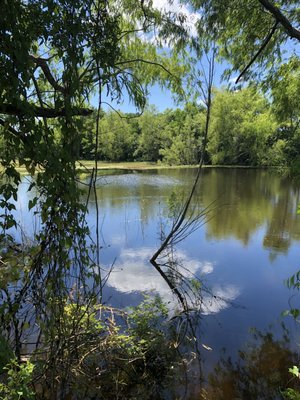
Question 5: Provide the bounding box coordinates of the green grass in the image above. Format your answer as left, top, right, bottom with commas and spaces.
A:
76, 160, 163, 171
1, 161, 164, 175
76, 161, 269, 172
0, 161, 272, 175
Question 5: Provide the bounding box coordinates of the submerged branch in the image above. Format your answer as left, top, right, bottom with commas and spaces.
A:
150, 49, 215, 310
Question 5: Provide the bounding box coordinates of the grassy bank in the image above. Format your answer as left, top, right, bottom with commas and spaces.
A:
75, 161, 269, 172
1, 161, 274, 175
0, 161, 164, 175
76, 160, 168, 172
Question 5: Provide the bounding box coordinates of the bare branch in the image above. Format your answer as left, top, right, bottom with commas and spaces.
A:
259, 0, 300, 41
236, 21, 278, 84
150, 49, 215, 311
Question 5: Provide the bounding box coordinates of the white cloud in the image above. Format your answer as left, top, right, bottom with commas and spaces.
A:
152, 0, 200, 37
201, 263, 214, 274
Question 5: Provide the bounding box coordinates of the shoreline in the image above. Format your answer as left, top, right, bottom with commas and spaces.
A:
1, 161, 279, 175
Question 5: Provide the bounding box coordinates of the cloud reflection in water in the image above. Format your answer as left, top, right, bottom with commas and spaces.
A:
105, 247, 240, 314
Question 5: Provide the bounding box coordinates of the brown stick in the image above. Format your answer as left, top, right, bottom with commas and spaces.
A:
235, 21, 278, 84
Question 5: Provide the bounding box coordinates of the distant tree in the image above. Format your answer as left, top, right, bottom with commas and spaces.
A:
208, 87, 277, 165
99, 112, 138, 161
134, 106, 165, 161
160, 104, 206, 165
269, 57, 300, 169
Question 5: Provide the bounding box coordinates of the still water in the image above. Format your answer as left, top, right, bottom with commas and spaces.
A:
15, 167, 300, 395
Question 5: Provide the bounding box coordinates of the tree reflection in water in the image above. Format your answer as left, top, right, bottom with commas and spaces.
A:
198, 326, 300, 400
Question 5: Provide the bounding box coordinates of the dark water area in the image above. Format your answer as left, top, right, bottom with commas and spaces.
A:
13, 168, 300, 397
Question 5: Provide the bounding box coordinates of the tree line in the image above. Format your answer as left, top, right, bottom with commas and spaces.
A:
77, 77, 300, 169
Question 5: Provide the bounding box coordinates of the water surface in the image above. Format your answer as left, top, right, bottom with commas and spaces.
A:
14, 168, 300, 395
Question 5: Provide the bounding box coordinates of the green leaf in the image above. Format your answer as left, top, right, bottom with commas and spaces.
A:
289, 366, 300, 377
28, 197, 38, 211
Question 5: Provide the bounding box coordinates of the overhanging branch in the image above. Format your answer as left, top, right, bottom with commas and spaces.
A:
236, 21, 278, 83
115, 58, 174, 77
29, 55, 66, 94
259, 0, 300, 42
0, 103, 93, 118
0, 118, 28, 143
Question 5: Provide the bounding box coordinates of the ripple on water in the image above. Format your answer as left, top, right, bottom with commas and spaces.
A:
96, 173, 181, 188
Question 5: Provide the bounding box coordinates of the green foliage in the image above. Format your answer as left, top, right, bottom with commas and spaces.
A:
128, 295, 169, 339
285, 271, 300, 291
284, 262, 300, 320
159, 104, 206, 165
0, 336, 13, 373
2, 1, 300, 398
282, 366, 300, 400
208, 87, 277, 166
0, 359, 35, 400
283, 388, 300, 400
191, 0, 299, 84
270, 57, 300, 168
82, 102, 207, 165
33, 296, 182, 399
99, 112, 138, 162
271, 58, 300, 128
289, 366, 300, 378
134, 107, 165, 162
0, 2, 194, 399
76, 86, 300, 168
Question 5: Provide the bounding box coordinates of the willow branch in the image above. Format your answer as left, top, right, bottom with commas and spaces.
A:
259, 0, 300, 41
115, 58, 174, 77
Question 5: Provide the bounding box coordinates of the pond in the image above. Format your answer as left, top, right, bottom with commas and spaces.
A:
14, 167, 300, 397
